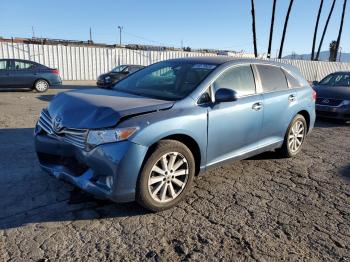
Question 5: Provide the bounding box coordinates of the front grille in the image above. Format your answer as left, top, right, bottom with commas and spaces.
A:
38, 109, 87, 149
38, 109, 54, 134
316, 97, 343, 107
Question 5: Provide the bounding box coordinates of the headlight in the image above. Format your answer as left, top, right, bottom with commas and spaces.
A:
87, 127, 139, 147
341, 100, 350, 106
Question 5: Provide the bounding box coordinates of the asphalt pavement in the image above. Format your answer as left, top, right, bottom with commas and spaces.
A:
0, 82, 349, 261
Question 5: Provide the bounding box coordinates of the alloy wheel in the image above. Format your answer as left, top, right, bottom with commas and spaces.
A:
288, 120, 305, 153
147, 152, 189, 203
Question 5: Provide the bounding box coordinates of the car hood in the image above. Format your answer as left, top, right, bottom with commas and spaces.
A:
48, 88, 174, 129
313, 85, 350, 100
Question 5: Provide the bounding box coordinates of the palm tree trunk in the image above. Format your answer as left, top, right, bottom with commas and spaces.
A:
334, 0, 348, 61
267, 0, 277, 59
311, 0, 324, 60
278, 0, 295, 59
251, 0, 258, 58
315, 0, 337, 61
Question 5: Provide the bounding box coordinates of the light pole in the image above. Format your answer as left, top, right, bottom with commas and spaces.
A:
118, 26, 123, 46
339, 46, 342, 62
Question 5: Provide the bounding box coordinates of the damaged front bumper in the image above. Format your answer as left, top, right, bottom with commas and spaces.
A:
34, 130, 148, 203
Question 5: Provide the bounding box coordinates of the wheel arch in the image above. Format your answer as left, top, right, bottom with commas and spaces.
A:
144, 133, 202, 176
297, 110, 311, 133
282, 109, 311, 143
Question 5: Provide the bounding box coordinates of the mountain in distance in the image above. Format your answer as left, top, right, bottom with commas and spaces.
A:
283, 51, 350, 62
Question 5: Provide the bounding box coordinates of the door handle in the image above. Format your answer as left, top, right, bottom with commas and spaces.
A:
288, 94, 296, 102
252, 102, 263, 111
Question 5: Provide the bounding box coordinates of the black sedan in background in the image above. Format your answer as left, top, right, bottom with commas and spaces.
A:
0, 59, 62, 92
313, 72, 350, 122
97, 64, 144, 88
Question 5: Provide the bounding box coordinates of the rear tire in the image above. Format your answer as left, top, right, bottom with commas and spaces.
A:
34, 79, 49, 92
136, 140, 195, 212
278, 114, 307, 158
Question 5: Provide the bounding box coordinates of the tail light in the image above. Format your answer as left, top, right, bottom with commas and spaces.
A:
312, 89, 317, 101
51, 69, 60, 75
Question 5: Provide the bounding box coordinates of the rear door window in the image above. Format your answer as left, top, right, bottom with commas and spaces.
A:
14, 61, 35, 70
0, 60, 8, 70
257, 65, 288, 92
213, 65, 256, 96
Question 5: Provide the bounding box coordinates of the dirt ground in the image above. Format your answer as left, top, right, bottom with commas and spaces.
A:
0, 82, 349, 261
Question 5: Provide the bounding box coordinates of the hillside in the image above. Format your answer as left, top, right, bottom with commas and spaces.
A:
284, 51, 350, 62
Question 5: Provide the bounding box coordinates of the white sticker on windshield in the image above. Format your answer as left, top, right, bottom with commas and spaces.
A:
192, 64, 217, 70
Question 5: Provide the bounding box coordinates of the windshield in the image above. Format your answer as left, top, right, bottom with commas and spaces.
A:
112, 61, 217, 101
111, 65, 127, 73
319, 73, 350, 87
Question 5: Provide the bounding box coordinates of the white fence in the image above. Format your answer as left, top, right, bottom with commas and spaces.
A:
1, 41, 350, 81
270, 58, 350, 82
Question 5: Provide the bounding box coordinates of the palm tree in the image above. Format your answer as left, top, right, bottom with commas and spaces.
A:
251, 0, 258, 57
267, 0, 277, 59
311, 0, 324, 60
278, 0, 295, 59
334, 0, 348, 61
315, 0, 337, 61
329, 40, 338, 61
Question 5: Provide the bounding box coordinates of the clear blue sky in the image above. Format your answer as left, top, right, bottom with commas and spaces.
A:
1, 0, 349, 56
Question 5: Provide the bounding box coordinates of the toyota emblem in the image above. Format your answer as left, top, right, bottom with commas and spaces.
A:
322, 99, 330, 104
53, 116, 63, 132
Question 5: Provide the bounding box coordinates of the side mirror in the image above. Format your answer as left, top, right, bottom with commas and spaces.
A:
122, 69, 129, 74
312, 80, 318, 85
215, 88, 238, 103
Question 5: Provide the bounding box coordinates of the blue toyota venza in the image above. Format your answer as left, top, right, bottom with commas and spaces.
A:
34, 57, 316, 211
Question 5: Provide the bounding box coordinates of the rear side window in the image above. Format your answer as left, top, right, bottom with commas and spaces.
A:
129, 66, 142, 73
213, 65, 256, 96
283, 70, 302, 88
257, 65, 288, 92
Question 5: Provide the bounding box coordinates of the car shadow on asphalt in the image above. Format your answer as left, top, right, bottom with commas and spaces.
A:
0, 87, 33, 92
0, 127, 148, 230
339, 163, 350, 182
36, 94, 56, 101
246, 151, 285, 161
0, 195, 148, 230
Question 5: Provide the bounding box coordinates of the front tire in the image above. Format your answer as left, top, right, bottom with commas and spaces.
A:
137, 140, 195, 212
34, 79, 49, 92
278, 114, 307, 158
